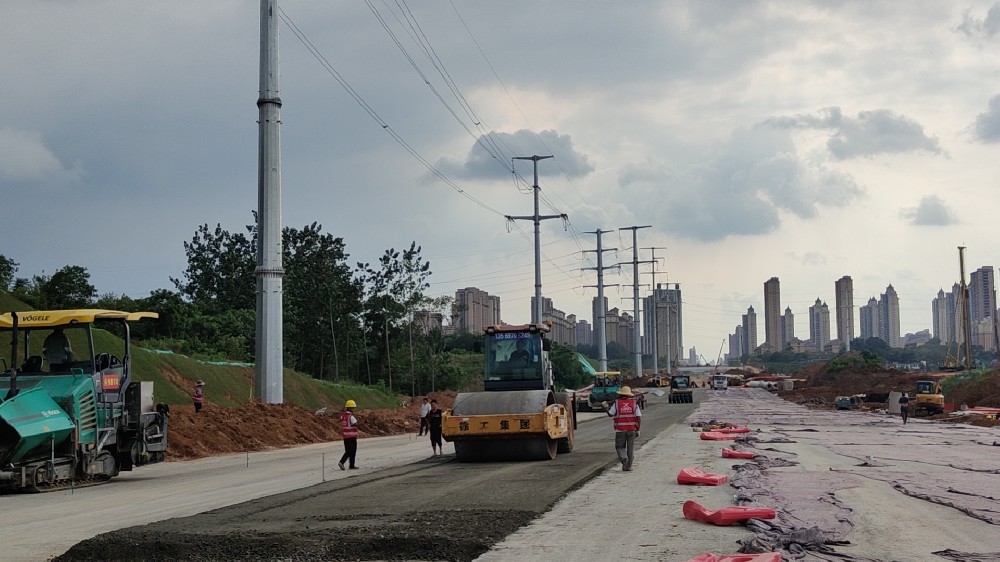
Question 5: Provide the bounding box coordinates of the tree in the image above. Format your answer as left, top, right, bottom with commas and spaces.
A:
0, 255, 17, 292
282, 222, 362, 381
39, 265, 96, 309
550, 342, 587, 390
171, 223, 255, 313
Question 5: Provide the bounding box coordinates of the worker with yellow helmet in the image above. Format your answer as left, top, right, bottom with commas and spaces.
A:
339, 398, 360, 470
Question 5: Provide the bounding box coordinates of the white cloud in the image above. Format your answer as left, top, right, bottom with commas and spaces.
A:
0, 127, 84, 185
764, 107, 941, 160
972, 94, 1000, 143
900, 195, 958, 226
956, 3, 1000, 38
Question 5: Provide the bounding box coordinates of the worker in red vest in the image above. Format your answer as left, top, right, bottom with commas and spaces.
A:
339, 399, 360, 470
605, 386, 642, 471
192, 380, 205, 413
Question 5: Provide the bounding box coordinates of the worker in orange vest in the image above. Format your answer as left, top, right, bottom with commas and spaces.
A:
605, 386, 642, 471
339, 399, 360, 470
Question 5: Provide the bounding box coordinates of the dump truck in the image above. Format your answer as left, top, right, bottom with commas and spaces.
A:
0, 309, 168, 491
442, 323, 574, 462
668, 374, 693, 403
912, 379, 945, 416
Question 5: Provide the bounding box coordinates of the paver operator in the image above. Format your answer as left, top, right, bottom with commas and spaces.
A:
605, 385, 642, 471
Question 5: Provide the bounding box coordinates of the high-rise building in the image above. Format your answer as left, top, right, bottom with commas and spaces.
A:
531, 297, 576, 346
932, 289, 949, 342
834, 276, 855, 350
741, 306, 757, 356
453, 287, 501, 334
728, 326, 743, 362
969, 266, 995, 349
809, 298, 831, 352
781, 306, 794, 350
576, 320, 593, 347
413, 310, 443, 334
879, 284, 901, 348
764, 277, 781, 352
951, 283, 966, 345
642, 283, 682, 368
859, 297, 880, 340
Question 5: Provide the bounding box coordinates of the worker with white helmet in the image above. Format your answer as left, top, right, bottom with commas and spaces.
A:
605, 386, 642, 471
339, 399, 360, 470
192, 380, 205, 413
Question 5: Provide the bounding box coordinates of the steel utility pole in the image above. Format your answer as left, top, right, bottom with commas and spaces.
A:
583, 230, 619, 372
508, 156, 567, 324
641, 246, 667, 373
619, 225, 652, 376
958, 246, 973, 370
255, 0, 284, 404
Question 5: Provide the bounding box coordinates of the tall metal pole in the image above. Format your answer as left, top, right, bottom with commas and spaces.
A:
583, 230, 618, 372
958, 246, 972, 370
642, 246, 667, 373
255, 0, 284, 403
620, 225, 651, 376
508, 156, 565, 324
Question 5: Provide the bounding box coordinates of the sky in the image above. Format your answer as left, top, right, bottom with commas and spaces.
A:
5, 1, 1000, 362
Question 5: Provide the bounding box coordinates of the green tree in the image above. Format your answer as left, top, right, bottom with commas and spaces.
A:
0, 255, 17, 292
171, 223, 255, 313
550, 342, 586, 390
39, 265, 96, 309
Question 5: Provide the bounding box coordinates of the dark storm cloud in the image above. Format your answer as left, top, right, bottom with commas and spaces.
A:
764, 107, 940, 159
435, 129, 594, 181
900, 195, 958, 226
956, 3, 1000, 38
622, 126, 864, 242
972, 94, 1000, 143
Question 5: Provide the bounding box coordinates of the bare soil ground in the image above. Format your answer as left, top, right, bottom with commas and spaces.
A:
167, 391, 455, 461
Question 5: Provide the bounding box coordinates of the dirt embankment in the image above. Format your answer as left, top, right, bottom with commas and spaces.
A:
167, 392, 455, 461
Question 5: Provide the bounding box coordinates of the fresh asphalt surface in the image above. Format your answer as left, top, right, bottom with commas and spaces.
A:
55, 392, 698, 561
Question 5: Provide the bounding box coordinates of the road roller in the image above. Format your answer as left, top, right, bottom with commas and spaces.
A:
442, 323, 575, 462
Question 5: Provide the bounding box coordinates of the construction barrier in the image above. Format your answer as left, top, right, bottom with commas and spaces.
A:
684, 553, 781, 562
699, 431, 739, 441
722, 448, 756, 459
677, 467, 729, 486
682, 500, 776, 526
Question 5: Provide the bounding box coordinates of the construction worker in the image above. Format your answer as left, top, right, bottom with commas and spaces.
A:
418, 397, 431, 436
605, 385, 642, 471
428, 399, 444, 456
43, 328, 73, 370
192, 380, 205, 413
339, 399, 360, 470
899, 392, 910, 424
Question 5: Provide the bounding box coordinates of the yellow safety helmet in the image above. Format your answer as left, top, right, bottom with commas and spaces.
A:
617, 386, 634, 397
345, 399, 357, 408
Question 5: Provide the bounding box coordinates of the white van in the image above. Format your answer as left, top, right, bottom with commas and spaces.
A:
711, 374, 728, 390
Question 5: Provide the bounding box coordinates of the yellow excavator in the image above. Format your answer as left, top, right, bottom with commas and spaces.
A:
442, 323, 574, 462
912, 379, 945, 416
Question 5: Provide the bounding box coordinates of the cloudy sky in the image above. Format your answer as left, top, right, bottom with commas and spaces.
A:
5, 1, 1000, 361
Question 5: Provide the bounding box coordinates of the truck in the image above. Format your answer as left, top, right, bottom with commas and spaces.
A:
912, 379, 945, 416
442, 323, 574, 462
711, 374, 729, 390
668, 374, 693, 403
0, 309, 168, 491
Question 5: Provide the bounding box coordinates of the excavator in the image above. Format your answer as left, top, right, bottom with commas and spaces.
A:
912, 379, 945, 416
442, 323, 574, 462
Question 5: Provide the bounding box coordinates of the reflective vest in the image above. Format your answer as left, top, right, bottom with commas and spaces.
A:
342, 411, 358, 439
612, 398, 639, 431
